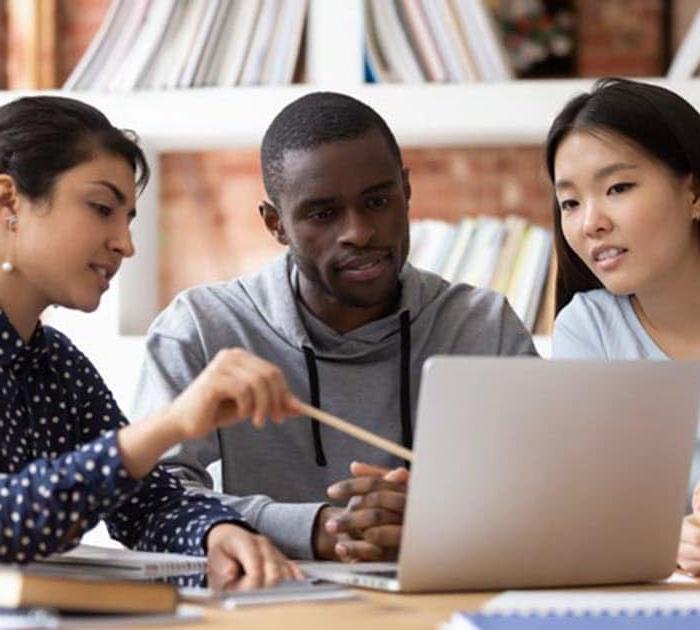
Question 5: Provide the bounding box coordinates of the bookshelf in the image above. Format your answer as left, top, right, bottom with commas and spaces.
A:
24, 77, 697, 333
3, 0, 695, 404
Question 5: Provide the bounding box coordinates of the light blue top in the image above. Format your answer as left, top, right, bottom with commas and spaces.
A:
553, 289, 698, 508
552, 289, 666, 360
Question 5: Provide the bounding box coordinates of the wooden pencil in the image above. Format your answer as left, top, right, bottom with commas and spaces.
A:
295, 401, 414, 462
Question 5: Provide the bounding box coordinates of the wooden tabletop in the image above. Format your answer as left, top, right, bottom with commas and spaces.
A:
129, 577, 700, 630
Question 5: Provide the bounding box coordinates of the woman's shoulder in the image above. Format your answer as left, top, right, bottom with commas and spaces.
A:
568, 288, 625, 309
553, 289, 643, 359
558, 289, 629, 326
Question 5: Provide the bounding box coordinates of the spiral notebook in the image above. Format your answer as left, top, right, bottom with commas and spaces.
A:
32, 544, 207, 579
443, 610, 700, 629
443, 587, 700, 629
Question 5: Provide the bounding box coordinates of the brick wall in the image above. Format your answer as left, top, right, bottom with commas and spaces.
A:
159, 147, 552, 307
53, 0, 667, 307
576, 0, 665, 76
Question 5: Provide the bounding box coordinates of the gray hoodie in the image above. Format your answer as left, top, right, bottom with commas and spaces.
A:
131, 254, 537, 558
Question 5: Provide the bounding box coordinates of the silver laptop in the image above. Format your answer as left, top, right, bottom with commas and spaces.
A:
303, 358, 700, 592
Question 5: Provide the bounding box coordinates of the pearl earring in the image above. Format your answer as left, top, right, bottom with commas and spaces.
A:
2, 215, 17, 273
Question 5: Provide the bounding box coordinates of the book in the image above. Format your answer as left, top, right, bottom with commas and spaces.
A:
533, 253, 556, 335
178, 0, 225, 88
364, 0, 393, 83
409, 220, 458, 274
443, 586, 700, 627
63, 0, 126, 89
442, 609, 700, 629
398, 0, 448, 82
139, 0, 190, 89
92, 0, 151, 91
33, 543, 207, 579
490, 215, 527, 294
451, 0, 513, 81
369, 0, 425, 83
164, 0, 211, 89
422, 0, 477, 82
0, 567, 177, 614
455, 217, 506, 288
218, 0, 263, 86
260, 0, 308, 85
408, 216, 552, 327
483, 586, 700, 615
109, 0, 177, 91
440, 217, 476, 282
505, 226, 550, 331
239, 0, 280, 85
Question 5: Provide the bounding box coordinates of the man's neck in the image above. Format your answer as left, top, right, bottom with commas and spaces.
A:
297, 279, 400, 334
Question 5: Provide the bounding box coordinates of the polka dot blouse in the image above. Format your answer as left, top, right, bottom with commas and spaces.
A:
0, 310, 247, 563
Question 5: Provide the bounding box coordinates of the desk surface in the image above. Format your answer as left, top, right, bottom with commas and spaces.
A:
133, 578, 700, 630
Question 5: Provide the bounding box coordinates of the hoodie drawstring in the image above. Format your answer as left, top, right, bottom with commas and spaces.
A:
399, 310, 413, 468
302, 310, 413, 468
303, 346, 327, 466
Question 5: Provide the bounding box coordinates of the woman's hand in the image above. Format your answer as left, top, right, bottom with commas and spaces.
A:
119, 348, 302, 479
169, 348, 301, 440
206, 523, 304, 590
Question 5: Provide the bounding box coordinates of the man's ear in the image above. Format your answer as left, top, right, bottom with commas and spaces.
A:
401, 167, 412, 202
259, 200, 289, 246
0, 175, 19, 224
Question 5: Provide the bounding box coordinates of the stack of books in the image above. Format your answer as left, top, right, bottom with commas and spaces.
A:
365, 0, 513, 83
408, 216, 553, 332
64, 0, 308, 91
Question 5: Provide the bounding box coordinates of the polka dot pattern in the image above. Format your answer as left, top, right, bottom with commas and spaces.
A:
0, 311, 246, 563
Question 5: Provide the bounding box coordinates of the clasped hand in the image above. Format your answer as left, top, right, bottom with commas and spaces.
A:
320, 462, 410, 562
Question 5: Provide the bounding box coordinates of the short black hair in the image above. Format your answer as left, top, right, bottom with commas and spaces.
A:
545, 78, 700, 313
0, 95, 149, 201
261, 92, 402, 205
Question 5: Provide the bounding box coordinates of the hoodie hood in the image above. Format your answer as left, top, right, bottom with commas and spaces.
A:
238, 253, 447, 361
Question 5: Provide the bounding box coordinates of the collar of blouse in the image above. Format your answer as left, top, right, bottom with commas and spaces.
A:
0, 310, 47, 372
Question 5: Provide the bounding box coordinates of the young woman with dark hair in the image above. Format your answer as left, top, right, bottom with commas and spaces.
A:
544, 79, 700, 574
0, 95, 302, 588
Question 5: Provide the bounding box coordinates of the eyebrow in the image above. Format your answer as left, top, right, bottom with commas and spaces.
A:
297, 180, 398, 207
555, 162, 638, 192
361, 180, 397, 195
88, 180, 127, 204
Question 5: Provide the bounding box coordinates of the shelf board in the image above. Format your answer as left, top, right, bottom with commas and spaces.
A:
3, 79, 700, 151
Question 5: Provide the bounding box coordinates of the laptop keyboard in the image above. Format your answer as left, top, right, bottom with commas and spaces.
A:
360, 570, 398, 579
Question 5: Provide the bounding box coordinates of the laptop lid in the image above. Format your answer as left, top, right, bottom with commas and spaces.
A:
397, 358, 700, 592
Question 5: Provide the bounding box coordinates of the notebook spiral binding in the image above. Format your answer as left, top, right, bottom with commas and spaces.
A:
484, 609, 700, 617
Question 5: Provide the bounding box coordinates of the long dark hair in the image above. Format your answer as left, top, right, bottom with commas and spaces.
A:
545, 78, 700, 313
0, 95, 149, 201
